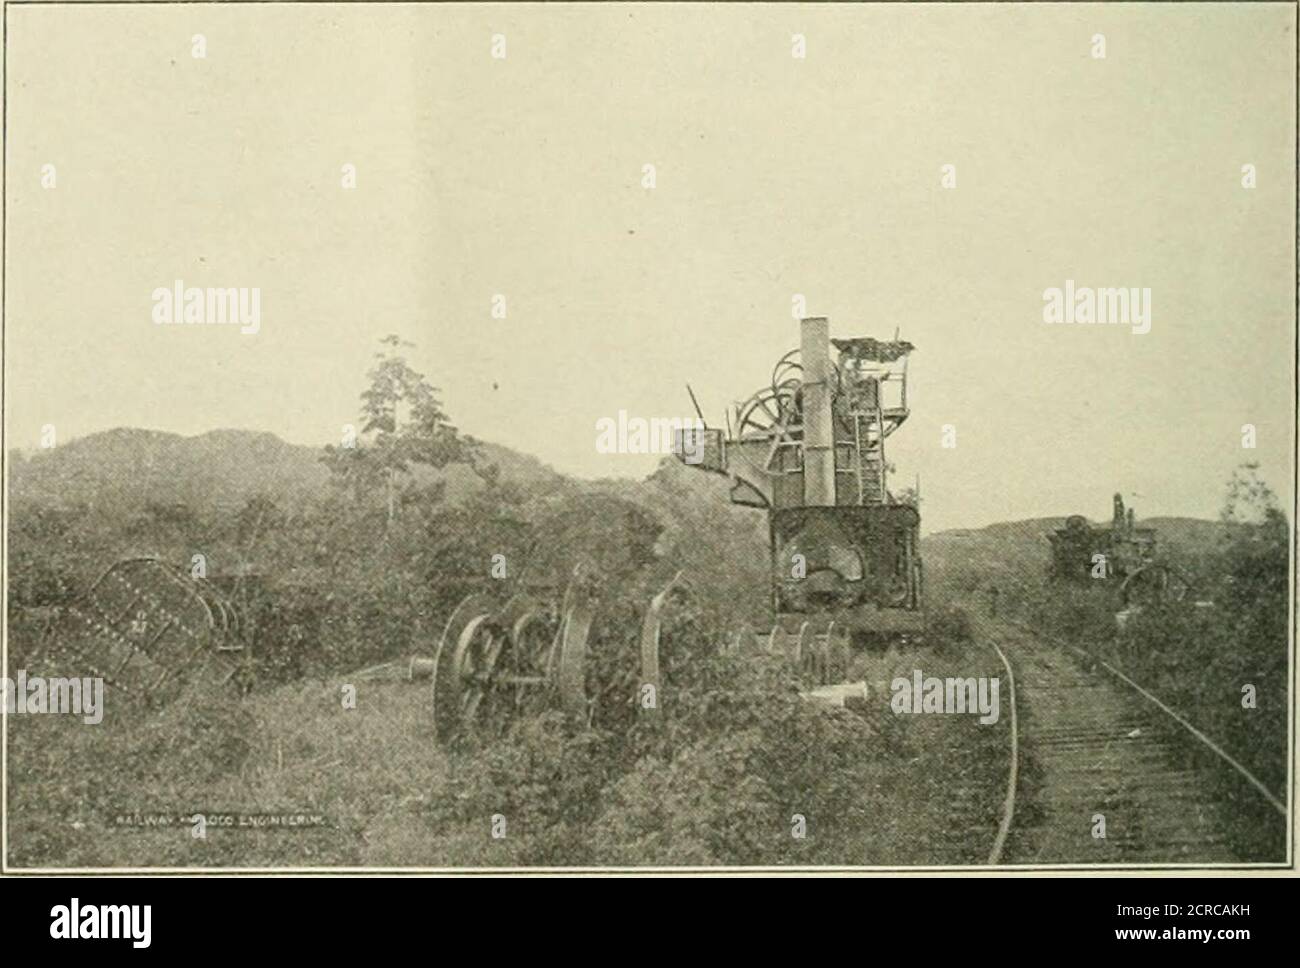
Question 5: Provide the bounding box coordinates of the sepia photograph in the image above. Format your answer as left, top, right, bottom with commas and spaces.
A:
1, 0, 1295, 892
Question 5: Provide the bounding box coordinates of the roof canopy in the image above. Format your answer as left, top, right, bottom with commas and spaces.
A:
831, 336, 916, 363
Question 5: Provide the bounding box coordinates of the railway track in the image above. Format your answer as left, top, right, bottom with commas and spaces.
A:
979, 613, 1287, 866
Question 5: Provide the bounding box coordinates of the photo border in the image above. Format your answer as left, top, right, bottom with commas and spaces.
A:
1, 0, 1296, 878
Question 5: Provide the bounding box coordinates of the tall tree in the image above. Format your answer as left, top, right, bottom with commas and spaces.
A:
323, 335, 476, 526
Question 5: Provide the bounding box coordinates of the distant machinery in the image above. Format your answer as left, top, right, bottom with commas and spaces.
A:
1049, 494, 1156, 581
1048, 494, 1189, 608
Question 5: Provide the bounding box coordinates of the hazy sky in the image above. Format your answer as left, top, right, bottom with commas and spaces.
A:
6, 3, 1296, 532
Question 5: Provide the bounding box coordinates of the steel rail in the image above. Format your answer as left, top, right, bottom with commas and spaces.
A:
1009, 618, 1286, 820
985, 637, 1019, 865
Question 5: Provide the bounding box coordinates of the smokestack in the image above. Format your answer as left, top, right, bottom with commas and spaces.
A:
800, 316, 836, 506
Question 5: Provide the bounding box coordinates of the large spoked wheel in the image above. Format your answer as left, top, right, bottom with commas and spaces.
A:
431, 590, 595, 744
770, 350, 803, 395
431, 595, 494, 744
794, 622, 820, 679
556, 602, 593, 726
769, 349, 842, 398
473, 608, 560, 734
736, 386, 803, 478
737, 385, 800, 440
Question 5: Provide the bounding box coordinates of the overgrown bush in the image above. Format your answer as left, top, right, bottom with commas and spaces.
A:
422, 650, 891, 866
926, 605, 973, 655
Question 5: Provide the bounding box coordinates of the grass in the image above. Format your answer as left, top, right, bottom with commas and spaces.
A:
7, 634, 1012, 869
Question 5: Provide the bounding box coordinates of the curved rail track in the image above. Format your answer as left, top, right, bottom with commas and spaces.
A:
984, 637, 1018, 865
981, 614, 1287, 866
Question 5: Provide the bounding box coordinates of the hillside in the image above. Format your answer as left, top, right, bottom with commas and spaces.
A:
9, 427, 1229, 621
8, 428, 567, 512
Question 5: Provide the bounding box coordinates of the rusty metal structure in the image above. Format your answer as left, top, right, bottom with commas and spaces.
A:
35, 556, 245, 705
422, 566, 685, 743
674, 316, 923, 674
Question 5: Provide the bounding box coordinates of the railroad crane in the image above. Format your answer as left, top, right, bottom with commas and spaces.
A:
674, 316, 923, 676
